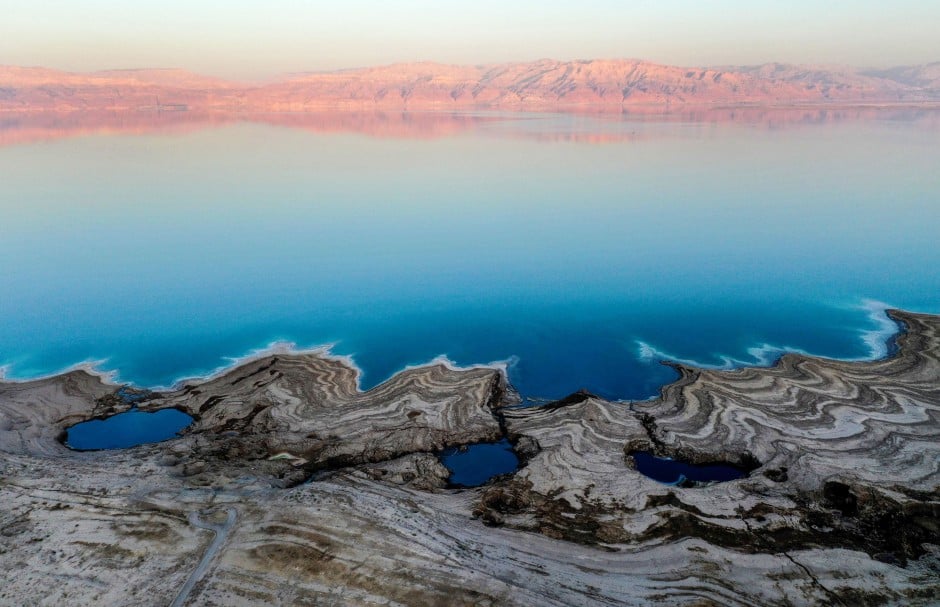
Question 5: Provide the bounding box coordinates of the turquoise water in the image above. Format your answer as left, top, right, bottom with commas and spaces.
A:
1, 111, 938, 401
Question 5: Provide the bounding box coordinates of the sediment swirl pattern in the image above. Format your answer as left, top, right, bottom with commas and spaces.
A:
1, 310, 937, 605
155, 354, 507, 469
636, 310, 940, 489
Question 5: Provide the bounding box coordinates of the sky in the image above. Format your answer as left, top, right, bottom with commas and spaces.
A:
1, 0, 938, 79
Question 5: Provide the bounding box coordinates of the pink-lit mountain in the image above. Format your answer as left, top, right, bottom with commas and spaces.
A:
2, 59, 939, 112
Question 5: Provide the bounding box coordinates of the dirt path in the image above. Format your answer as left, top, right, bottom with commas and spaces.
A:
170, 507, 237, 607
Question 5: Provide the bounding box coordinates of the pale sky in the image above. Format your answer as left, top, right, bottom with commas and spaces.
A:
1, 0, 937, 79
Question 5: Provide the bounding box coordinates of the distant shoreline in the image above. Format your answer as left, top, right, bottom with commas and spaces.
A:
3, 100, 940, 115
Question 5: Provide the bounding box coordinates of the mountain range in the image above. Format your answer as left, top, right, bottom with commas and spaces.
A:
2, 59, 939, 112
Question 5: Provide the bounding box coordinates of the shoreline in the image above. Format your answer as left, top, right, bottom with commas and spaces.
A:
2, 308, 938, 604
0, 299, 923, 400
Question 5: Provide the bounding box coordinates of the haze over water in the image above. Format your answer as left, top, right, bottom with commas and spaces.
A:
1, 111, 938, 400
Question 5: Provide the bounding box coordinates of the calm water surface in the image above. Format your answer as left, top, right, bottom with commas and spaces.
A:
440, 439, 520, 487
1, 111, 938, 400
65, 408, 193, 450
630, 451, 750, 486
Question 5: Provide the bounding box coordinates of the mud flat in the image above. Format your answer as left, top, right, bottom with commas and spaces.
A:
1, 310, 938, 606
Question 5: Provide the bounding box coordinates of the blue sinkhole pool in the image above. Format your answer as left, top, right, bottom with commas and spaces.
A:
65, 408, 194, 451
439, 439, 520, 487
630, 451, 751, 486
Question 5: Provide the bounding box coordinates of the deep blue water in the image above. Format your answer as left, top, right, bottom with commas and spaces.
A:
439, 439, 520, 487
630, 451, 749, 485
65, 408, 193, 450
1, 111, 939, 402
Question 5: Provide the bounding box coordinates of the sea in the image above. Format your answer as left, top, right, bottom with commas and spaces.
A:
2, 109, 939, 404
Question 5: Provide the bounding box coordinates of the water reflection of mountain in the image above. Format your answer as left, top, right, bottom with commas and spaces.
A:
2, 106, 939, 147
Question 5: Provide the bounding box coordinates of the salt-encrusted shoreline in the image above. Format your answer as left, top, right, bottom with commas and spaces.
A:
1, 309, 938, 605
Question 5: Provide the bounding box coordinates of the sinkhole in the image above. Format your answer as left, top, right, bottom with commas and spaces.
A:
630, 451, 752, 486
438, 438, 520, 487
64, 408, 193, 451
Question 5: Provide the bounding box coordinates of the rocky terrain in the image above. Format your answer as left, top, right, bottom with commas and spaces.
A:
2, 59, 940, 114
1, 310, 938, 606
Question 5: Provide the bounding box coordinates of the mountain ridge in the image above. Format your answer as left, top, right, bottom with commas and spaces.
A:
3, 59, 940, 112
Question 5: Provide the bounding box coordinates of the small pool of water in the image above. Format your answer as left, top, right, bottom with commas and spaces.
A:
439, 439, 520, 487
65, 408, 193, 451
630, 451, 749, 486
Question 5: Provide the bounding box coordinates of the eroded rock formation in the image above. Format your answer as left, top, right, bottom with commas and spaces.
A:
1, 310, 938, 605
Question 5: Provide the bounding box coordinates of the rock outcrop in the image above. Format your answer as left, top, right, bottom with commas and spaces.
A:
480, 311, 940, 577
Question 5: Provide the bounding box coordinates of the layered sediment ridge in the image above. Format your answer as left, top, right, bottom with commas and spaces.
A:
1, 310, 938, 605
